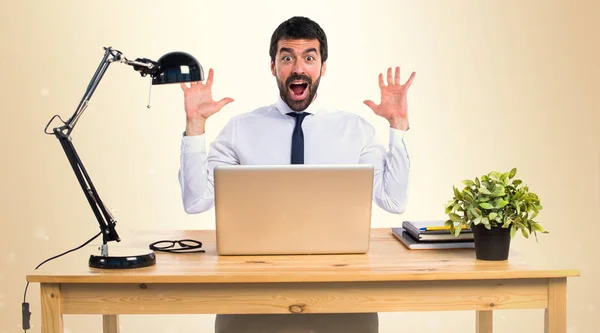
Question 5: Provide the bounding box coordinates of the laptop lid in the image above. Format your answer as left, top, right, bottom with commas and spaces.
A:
213, 164, 374, 255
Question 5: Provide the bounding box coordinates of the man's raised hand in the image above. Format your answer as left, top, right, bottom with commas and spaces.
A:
364, 66, 415, 130
181, 68, 233, 135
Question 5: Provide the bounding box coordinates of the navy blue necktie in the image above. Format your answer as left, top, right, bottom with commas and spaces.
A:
287, 112, 310, 164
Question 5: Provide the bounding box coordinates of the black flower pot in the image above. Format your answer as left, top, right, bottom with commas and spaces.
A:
472, 224, 511, 260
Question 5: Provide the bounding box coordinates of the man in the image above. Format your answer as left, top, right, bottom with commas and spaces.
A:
178, 16, 415, 333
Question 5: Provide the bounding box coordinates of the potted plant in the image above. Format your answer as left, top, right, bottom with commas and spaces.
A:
444, 168, 547, 260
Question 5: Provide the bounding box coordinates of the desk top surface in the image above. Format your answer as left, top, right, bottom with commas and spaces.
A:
27, 228, 580, 284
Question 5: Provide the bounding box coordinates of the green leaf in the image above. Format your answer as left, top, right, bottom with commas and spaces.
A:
510, 224, 517, 238
495, 199, 509, 209
463, 190, 475, 202
482, 217, 490, 226
489, 212, 498, 220
453, 203, 462, 213
509, 168, 517, 179
462, 180, 476, 187
475, 177, 481, 187
512, 179, 522, 187
444, 220, 455, 234
521, 228, 529, 238
491, 185, 506, 197
479, 202, 494, 210
531, 210, 539, 219
531, 222, 548, 233
501, 172, 509, 185
515, 200, 521, 214
445, 200, 456, 214
453, 186, 463, 200
454, 223, 463, 237
449, 213, 462, 223
479, 186, 492, 195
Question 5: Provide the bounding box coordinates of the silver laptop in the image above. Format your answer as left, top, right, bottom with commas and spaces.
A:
213, 164, 374, 255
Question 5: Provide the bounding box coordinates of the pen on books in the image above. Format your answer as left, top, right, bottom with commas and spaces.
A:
419, 226, 451, 231
419, 226, 471, 231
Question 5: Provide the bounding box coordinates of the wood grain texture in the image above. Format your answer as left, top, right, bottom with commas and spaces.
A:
545, 278, 567, 333
102, 315, 119, 333
59, 279, 548, 315
476, 310, 493, 333
27, 229, 580, 284
41, 284, 63, 333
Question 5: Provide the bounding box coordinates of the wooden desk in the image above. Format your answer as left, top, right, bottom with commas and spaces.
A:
27, 228, 579, 333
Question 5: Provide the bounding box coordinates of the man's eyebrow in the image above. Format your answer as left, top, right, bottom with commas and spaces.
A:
278, 47, 319, 55
279, 47, 294, 54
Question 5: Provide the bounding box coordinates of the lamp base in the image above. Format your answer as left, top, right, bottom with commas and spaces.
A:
89, 247, 156, 269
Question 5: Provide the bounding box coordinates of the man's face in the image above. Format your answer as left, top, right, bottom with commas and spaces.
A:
271, 38, 326, 111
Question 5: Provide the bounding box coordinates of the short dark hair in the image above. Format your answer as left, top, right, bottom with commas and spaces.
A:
269, 16, 328, 64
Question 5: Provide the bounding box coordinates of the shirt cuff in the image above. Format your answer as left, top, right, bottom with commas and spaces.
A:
181, 132, 206, 154
389, 127, 406, 147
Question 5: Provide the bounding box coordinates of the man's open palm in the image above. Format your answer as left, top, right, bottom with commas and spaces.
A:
180, 68, 234, 121
364, 66, 415, 122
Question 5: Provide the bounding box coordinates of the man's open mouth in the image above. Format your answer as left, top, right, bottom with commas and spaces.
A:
289, 81, 309, 100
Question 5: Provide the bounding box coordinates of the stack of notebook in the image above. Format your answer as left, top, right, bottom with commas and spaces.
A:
392, 220, 475, 249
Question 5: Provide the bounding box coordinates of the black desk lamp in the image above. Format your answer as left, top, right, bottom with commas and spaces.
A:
43, 46, 203, 269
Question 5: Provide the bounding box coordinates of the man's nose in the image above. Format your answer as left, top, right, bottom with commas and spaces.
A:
292, 61, 304, 75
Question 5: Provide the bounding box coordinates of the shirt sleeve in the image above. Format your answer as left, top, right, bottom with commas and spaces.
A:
178, 118, 240, 214
359, 123, 410, 214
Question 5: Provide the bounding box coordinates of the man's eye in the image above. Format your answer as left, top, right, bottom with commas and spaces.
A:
306, 56, 314, 61
282, 56, 291, 61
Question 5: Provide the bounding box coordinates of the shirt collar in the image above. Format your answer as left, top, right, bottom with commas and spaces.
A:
275, 93, 322, 116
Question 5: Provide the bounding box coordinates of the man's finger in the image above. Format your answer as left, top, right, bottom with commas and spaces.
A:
363, 100, 378, 112
395, 67, 401, 85
387, 67, 393, 85
205, 68, 214, 87
378, 73, 385, 89
216, 97, 234, 110
180, 83, 188, 91
404, 71, 416, 88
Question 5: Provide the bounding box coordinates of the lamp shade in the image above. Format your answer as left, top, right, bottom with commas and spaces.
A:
152, 51, 204, 85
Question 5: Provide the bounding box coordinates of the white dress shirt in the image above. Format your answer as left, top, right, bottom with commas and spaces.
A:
178, 95, 411, 214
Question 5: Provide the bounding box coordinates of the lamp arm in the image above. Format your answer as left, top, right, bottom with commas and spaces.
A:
44, 46, 156, 253
66, 47, 117, 131
65, 47, 157, 131
53, 126, 120, 250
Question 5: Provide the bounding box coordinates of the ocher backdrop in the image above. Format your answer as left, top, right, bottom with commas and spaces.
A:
1, 0, 598, 332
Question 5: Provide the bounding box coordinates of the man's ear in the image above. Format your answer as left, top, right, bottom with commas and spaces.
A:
321, 61, 327, 76
270, 60, 276, 76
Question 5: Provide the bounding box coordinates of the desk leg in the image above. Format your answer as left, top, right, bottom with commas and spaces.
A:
41, 283, 63, 333
545, 278, 567, 333
103, 315, 120, 333
476, 310, 493, 333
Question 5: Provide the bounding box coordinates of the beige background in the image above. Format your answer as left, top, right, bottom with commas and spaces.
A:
1, 0, 598, 332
